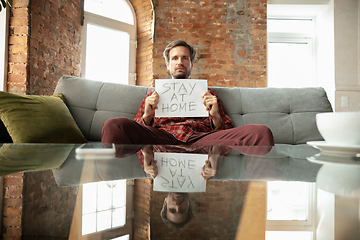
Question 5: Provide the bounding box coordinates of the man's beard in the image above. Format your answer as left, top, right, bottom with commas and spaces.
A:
170, 69, 191, 79
168, 192, 189, 203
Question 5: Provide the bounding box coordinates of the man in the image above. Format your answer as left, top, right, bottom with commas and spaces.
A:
101, 40, 274, 147
141, 145, 218, 229
160, 192, 193, 229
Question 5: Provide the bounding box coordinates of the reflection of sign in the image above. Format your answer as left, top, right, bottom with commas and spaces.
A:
153, 152, 207, 192
155, 79, 208, 117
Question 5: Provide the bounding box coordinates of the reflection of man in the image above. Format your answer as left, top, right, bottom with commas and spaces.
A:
141, 145, 223, 180
101, 40, 274, 147
161, 192, 193, 229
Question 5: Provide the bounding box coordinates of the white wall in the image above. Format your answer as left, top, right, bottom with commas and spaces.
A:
316, 189, 335, 240
334, 196, 360, 240
334, 0, 360, 112
316, 0, 335, 109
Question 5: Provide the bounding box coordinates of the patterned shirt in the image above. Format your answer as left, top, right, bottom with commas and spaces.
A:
133, 88, 233, 143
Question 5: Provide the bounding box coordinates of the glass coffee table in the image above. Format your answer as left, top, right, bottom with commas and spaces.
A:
0, 143, 359, 240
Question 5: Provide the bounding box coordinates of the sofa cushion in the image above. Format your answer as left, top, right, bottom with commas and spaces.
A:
0, 91, 87, 143
54, 75, 151, 141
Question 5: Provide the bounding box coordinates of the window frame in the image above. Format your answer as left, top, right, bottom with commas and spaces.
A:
267, 17, 317, 88
73, 179, 134, 240
267, 36, 316, 88
0, 6, 9, 91
81, 0, 137, 85
266, 182, 317, 240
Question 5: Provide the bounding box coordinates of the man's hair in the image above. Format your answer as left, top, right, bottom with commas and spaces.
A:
163, 40, 197, 64
160, 201, 193, 229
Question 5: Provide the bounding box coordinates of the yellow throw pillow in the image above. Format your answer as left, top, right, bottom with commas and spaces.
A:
0, 91, 87, 143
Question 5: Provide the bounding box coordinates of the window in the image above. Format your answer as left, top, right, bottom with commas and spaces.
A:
267, 2, 335, 108
82, 180, 127, 235
267, 18, 316, 88
266, 181, 316, 240
81, 0, 137, 85
74, 179, 134, 240
266, 231, 313, 240
0, 7, 9, 91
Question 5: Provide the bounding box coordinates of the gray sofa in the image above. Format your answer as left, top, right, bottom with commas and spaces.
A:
49, 75, 333, 186
54, 75, 332, 144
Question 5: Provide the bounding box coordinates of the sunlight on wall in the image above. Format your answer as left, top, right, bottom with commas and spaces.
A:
85, 0, 134, 25
85, 24, 130, 84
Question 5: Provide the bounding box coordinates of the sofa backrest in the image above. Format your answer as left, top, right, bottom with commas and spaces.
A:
211, 87, 333, 144
54, 75, 333, 144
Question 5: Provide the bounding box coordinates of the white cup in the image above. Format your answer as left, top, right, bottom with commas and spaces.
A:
316, 112, 360, 146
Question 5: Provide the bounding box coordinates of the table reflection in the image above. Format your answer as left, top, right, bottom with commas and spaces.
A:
0, 143, 359, 240
51, 144, 321, 187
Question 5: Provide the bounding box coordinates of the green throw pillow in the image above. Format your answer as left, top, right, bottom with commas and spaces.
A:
0, 91, 87, 143
0, 143, 74, 176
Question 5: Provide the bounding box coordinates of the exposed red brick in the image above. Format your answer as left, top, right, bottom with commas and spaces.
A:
3, 198, 23, 208
5, 207, 22, 218
4, 226, 22, 237
3, 177, 23, 186
3, 217, 22, 227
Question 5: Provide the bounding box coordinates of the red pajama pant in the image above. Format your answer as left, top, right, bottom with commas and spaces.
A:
101, 117, 274, 148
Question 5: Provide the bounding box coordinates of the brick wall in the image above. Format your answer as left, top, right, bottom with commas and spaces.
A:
29, 0, 82, 95
3, 0, 83, 239
7, 0, 30, 94
23, 170, 78, 239
2, 0, 267, 239
7, 0, 82, 95
130, 0, 154, 87
150, 181, 249, 239
3, 2, 30, 238
7, 0, 157, 92
133, 178, 152, 240
152, 0, 267, 88
2, 173, 24, 240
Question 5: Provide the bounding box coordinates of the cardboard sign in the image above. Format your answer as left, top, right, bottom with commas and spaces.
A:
155, 79, 209, 117
153, 152, 207, 192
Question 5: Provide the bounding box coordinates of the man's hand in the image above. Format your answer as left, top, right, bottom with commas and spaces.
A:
202, 92, 221, 127
141, 146, 158, 179
201, 146, 222, 180
143, 91, 159, 125
201, 155, 219, 180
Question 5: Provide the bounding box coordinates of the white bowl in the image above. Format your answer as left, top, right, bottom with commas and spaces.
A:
317, 164, 360, 198
316, 112, 360, 146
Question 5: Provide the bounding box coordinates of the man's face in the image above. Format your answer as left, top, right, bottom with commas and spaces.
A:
164, 192, 190, 224
166, 46, 193, 79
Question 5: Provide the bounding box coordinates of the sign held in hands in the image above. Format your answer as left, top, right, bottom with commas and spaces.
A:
155, 79, 209, 117
153, 152, 207, 192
